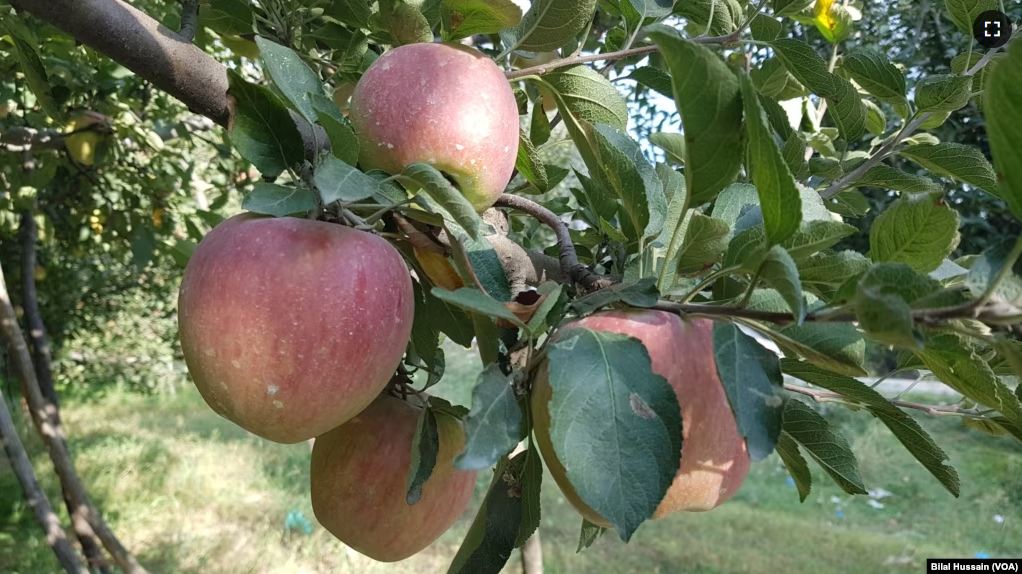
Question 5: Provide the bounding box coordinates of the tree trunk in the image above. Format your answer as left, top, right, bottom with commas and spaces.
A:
521, 531, 544, 574
0, 371, 86, 573
0, 262, 150, 574
20, 210, 113, 574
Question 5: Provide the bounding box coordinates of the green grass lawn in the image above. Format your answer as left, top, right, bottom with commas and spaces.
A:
2, 342, 1020, 573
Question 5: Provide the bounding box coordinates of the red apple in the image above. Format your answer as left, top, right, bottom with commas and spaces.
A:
532, 310, 750, 527
349, 42, 519, 212
310, 395, 478, 562
178, 214, 414, 444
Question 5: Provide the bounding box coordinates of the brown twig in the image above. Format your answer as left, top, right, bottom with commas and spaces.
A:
0, 262, 150, 574
505, 31, 744, 80
178, 0, 199, 42
784, 383, 986, 419
494, 194, 613, 292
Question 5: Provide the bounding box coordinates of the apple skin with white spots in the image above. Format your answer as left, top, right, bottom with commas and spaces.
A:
177, 214, 413, 444
349, 42, 520, 212
531, 310, 751, 527
310, 395, 477, 562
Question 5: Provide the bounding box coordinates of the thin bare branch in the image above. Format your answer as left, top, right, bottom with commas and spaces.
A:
784, 383, 986, 419
494, 194, 613, 292
178, 0, 199, 42
0, 261, 150, 574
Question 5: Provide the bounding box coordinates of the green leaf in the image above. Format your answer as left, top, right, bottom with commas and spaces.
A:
130, 221, 156, 271
782, 360, 961, 496
455, 365, 523, 470
863, 99, 887, 136
242, 183, 317, 216
500, 0, 599, 53
378, 0, 434, 45
543, 65, 629, 130
516, 440, 543, 547
626, 0, 674, 19
841, 48, 906, 103
769, 38, 838, 97
654, 167, 691, 288
624, 66, 675, 99
750, 14, 784, 41
773, 0, 814, 17
401, 163, 486, 240
985, 38, 1022, 219
781, 133, 807, 177
855, 164, 942, 195
914, 74, 972, 113
530, 97, 552, 146
432, 288, 524, 328
944, 0, 998, 35
751, 58, 807, 102
784, 220, 857, 261
314, 155, 380, 204
311, 94, 360, 166
869, 194, 961, 273
447, 454, 526, 573
672, 0, 741, 35
0, 20, 62, 122
226, 70, 305, 179
826, 76, 867, 142
651, 32, 743, 204
200, 0, 254, 34
544, 327, 683, 541
676, 215, 730, 274
740, 73, 803, 246
776, 322, 867, 377
327, 0, 374, 28
855, 284, 920, 349
713, 323, 785, 461
782, 400, 867, 495
758, 245, 806, 321
442, 0, 523, 41
516, 129, 550, 192
799, 250, 871, 288
422, 285, 477, 347
898, 143, 1000, 198
775, 432, 812, 502
917, 334, 1022, 426
648, 132, 686, 166
592, 125, 667, 245
965, 239, 1022, 306
723, 225, 769, 272
406, 407, 440, 505
569, 278, 660, 315
577, 519, 607, 552
255, 36, 324, 123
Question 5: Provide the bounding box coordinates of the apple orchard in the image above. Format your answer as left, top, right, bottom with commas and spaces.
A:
2, 0, 1022, 573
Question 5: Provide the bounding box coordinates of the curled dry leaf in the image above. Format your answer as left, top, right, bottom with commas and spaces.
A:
496, 289, 545, 328
394, 213, 464, 291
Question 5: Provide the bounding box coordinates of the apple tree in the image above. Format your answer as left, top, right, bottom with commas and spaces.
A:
2, 0, 1022, 572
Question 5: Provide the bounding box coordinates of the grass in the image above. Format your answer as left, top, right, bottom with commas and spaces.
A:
2, 341, 1021, 573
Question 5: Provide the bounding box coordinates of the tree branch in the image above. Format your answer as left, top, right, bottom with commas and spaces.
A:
494, 194, 613, 292
784, 383, 987, 419
178, 0, 199, 42
20, 208, 112, 574
0, 261, 150, 574
0, 382, 85, 573
505, 31, 743, 80
1, 126, 68, 153
820, 31, 1019, 199
12, 0, 232, 126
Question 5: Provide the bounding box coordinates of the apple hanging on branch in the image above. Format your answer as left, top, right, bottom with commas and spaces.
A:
349, 42, 520, 212
177, 214, 414, 444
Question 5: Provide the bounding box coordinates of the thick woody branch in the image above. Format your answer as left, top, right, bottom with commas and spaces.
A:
1, 126, 68, 153
0, 385, 85, 573
12, 0, 232, 126
0, 262, 150, 574
494, 194, 613, 292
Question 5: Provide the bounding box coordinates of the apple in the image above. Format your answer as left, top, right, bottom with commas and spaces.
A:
348, 42, 519, 212
532, 310, 750, 528
310, 394, 478, 562
177, 214, 414, 444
